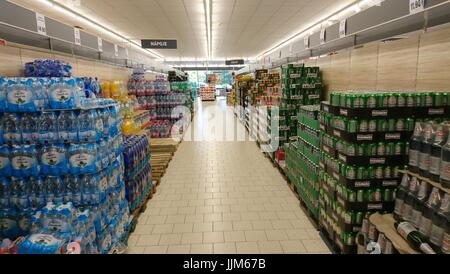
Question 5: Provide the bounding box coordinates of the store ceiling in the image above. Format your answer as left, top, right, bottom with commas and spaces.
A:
10, 0, 355, 60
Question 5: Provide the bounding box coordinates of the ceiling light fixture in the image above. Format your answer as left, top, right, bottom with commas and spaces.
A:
35, 0, 163, 60
204, 0, 212, 59
256, 0, 372, 60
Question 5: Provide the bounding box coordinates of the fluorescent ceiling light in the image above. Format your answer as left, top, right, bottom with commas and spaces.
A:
204, 0, 212, 59
256, 0, 376, 60
35, 0, 163, 60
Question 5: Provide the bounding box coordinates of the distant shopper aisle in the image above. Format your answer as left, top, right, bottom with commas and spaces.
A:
128, 100, 330, 254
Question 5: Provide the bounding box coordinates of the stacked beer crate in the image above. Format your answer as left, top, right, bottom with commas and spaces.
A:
317, 91, 450, 253
285, 105, 321, 218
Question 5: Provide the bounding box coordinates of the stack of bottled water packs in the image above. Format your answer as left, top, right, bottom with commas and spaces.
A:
18, 201, 129, 254
0, 71, 130, 253
24, 60, 72, 78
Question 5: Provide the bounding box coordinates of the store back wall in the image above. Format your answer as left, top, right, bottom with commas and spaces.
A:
0, 43, 131, 80
303, 25, 450, 100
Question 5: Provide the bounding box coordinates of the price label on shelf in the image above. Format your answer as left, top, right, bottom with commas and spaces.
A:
339, 19, 347, 38
114, 44, 119, 57
74, 28, 81, 45
98, 37, 103, 52
36, 13, 47, 35
409, 0, 425, 14
304, 36, 309, 49
320, 28, 326, 45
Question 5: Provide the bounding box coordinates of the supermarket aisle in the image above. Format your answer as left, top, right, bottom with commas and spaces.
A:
127, 99, 331, 254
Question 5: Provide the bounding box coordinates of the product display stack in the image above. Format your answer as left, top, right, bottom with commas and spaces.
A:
0, 60, 130, 254
318, 90, 450, 254
362, 120, 450, 254
285, 106, 321, 219
267, 64, 322, 163
170, 81, 194, 124
200, 85, 215, 101
123, 134, 152, 214
128, 75, 192, 139
233, 75, 254, 123
251, 70, 280, 143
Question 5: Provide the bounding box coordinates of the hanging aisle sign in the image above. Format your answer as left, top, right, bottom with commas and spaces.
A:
98, 37, 103, 52
225, 59, 244, 65
74, 28, 81, 45
36, 13, 47, 35
114, 44, 119, 57
141, 39, 177, 49
320, 28, 326, 45
339, 19, 347, 38
125, 48, 129, 58
304, 36, 309, 49
409, 0, 425, 14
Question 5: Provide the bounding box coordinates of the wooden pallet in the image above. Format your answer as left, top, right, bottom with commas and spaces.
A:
150, 138, 180, 154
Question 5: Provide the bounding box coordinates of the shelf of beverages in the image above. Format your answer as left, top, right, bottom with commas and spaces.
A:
0, 61, 130, 254
316, 91, 450, 254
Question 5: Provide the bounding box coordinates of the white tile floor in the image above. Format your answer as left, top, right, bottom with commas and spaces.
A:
127, 98, 331, 254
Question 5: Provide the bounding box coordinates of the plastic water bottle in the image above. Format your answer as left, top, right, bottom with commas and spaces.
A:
44, 176, 64, 204
6, 79, 35, 112
48, 78, 78, 109
78, 110, 96, 142
40, 144, 68, 175
11, 144, 39, 177
39, 112, 57, 144
99, 139, 109, 170
80, 175, 100, 206
63, 175, 81, 206
99, 107, 110, 137
10, 177, 29, 211
32, 79, 47, 111
68, 143, 99, 175
2, 113, 21, 144
95, 110, 104, 140
0, 177, 10, 209
58, 111, 78, 143
0, 144, 11, 176
0, 77, 6, 112
98, 171, 107, 202
21, 113, 38, 143
29, 177, 46, 209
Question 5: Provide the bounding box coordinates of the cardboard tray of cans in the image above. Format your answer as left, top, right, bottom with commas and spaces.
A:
321, 123, 413, 143
336, 152, 407, 166
325, 165, 400, 189
336, 192, 395, 212
321, 101, 450, 119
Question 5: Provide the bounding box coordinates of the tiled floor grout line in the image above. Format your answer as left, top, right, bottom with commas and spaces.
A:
127, 99, 331, 254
